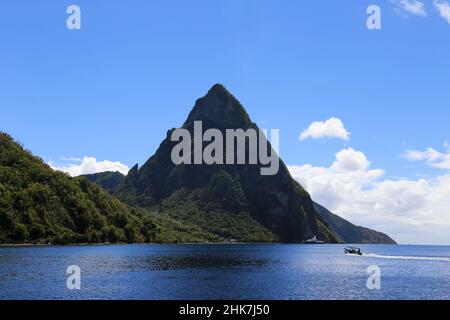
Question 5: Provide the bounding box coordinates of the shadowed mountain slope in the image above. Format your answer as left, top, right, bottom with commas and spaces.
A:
113, 84, 339, 243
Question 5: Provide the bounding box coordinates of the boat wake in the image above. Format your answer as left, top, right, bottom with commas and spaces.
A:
364, 253, 450, 262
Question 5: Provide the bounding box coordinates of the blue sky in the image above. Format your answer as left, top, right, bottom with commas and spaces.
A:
1, 0, 450, 244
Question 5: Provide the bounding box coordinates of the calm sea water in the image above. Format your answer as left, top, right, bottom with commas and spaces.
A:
0, 244, 449, 300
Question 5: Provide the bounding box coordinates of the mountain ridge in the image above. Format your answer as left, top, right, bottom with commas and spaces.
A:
112, 84, 339, 243
313, 202, 396, 244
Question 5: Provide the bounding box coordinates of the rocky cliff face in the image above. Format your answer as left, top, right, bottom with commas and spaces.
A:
114, 84, 339, 243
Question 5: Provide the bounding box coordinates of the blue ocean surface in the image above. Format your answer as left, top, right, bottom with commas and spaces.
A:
0, 244, 449, 300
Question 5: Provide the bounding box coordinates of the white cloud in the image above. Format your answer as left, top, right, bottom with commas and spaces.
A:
330, 148, 372, 172
299, 117, 350, 141
288, 148, 450, 245
402, 147, 443, 162
432, 154, 450, 170
398, 0, 427, 16
402, 147, 450, 170
49, 157, 129, 177
434, 0, 450, 23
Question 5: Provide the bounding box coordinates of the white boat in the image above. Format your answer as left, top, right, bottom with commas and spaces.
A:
304, 236, 325, 244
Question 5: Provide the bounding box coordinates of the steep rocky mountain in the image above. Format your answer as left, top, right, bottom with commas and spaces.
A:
313, 202, 396, 244
0, 132, 218, 244
111, 84, 339, 243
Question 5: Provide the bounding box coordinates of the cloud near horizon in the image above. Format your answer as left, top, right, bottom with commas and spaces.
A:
402, 146, 450, 170
299, 117, 350, 141
49, 157, 130, 177
288, 148, 450, 245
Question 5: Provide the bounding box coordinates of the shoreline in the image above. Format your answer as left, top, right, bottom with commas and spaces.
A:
0, 242, 403, 248
0, 242, 276, 247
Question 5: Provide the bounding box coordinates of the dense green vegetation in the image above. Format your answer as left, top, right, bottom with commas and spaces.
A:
0, 132, 144, 244
159, 187, 278, 242
86, 170, 278, 242
0, 132, 218, 244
